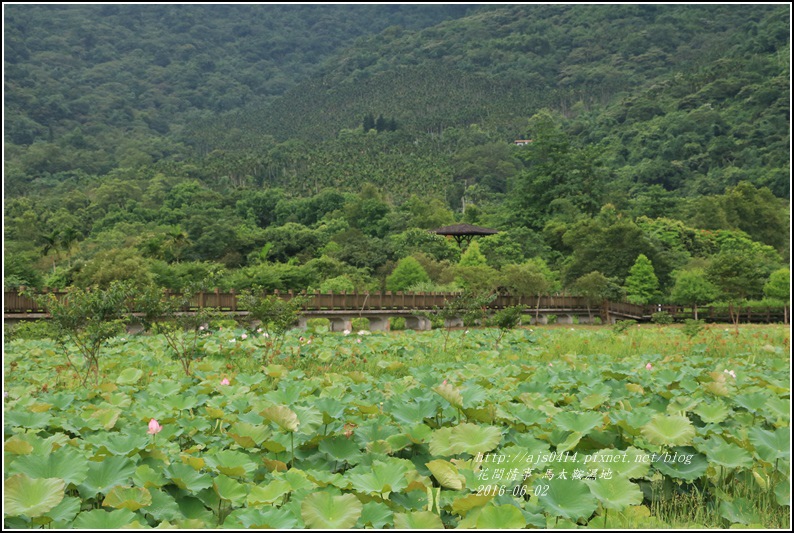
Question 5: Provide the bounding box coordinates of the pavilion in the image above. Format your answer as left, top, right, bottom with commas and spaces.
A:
431, 223, 499, 248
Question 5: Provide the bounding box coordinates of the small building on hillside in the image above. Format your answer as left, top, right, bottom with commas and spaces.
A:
431, 223, 499, 248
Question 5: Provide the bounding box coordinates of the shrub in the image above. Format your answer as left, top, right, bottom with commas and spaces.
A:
651, 311, 674, 324
613, 319, 638, 334
24, 281, 136, 386
682, 319, 705, 338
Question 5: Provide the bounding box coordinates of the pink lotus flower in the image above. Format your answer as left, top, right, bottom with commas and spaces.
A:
220, 378, 230, 386
724, 369, 736, 379
442, 379, 448, 385
645, 363, 653, 370
241, 333, 248, 340
147, 419, 163, 435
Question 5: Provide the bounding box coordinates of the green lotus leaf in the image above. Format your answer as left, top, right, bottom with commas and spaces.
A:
318, 435, 363, 464
284, 469, 318, 492
78, 456, 136, 498
584, 476, 643, 511
4, 410, 52, 429
580, 393, 609, 410
719, 497, 762, 525
4, 474, 65, 518
428, 427, 456, 456
651, 448, 708, 481
301, 491, 363, 529
393, 510, 444, 529
313, 397, 346, 425
698, 437, 753, 470
748, 426, 789, 463
536, 477, 598, 521
733, 392, 771, 414
133, 464, 167, 488
582, 447, 649, 479
204, 450, 258, 477
4, 436, 34, 455
390, 399, 439, 426
434, 382, 464, 409
102, 485, 152, 511
40, 496, 81, 525
227, 422, 270, 448
774, 481, 789, 507
552, 411, 604, 435
213, 474, 249, 504
358, 501, 394, 529
555, 431, 582, 453
641, 414, 695, 446
166, 462, 213, 492
247, 479, 292, 506
693, 400, 730, 424
226, 506, 301, 529
9, 445, 89, 486
97, 431, 151, 456
460, 383, 489, 408
148, 380, 183, 398
88, 407, 122, 430
164, 394, 200, 411
425, 459, 465, 490
451, 493, 494, 516
764, 396, 789, 422
347, 459, 409, 497
475, 503, 526, 529
508, 407, 546, 427
261, 405, 300, 432
71, 508, 137, 529
116, 368, 144, 385
145, 488, 183, 522
449, 423, 502, 455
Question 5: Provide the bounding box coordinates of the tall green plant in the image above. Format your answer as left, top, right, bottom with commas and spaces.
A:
134, 284, 222, 376
237, 288, 309, 362
24, 281, 135, 386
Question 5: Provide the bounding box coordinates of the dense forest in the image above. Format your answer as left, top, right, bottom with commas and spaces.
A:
3, 4, 790, 308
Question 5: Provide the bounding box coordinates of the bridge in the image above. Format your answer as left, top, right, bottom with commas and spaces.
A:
4, 290, 787, 331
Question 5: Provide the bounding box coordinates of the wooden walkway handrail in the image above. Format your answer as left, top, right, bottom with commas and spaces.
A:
3, 290, 788, 324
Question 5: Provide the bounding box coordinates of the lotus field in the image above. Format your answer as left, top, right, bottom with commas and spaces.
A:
3, 322, 790, 529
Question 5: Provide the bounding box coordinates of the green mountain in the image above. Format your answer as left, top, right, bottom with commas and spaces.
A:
3, 4, 789, 298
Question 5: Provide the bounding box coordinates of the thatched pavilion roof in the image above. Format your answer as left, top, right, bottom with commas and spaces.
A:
431, 224, 499, 247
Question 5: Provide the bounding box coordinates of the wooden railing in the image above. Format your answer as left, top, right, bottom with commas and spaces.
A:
3, 290, 788, 324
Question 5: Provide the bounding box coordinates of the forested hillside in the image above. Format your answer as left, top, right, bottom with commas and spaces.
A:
3, 4, 790, 311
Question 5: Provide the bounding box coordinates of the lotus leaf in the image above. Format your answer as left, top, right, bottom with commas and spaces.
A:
213, 474, 249, 504
641, 414, 695, 446
748, 426, 789, 463
425, 459, 465, 490
393, 510, 444, 529
71, 508, 137, 529
301, 491, 363, 529
448, 423, 502, 455
9, 445, 89, 486
261, 405, 300, 432
4, 474, 65, 518
697, 437, 753, 470
475, 503, 526, 529
584, 476, 643, 511
536, 477, 598, 521
78, 456, 136, 498
102, 485, 152, 511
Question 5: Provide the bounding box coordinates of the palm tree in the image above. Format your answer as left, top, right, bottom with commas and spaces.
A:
40, 230, 61, 272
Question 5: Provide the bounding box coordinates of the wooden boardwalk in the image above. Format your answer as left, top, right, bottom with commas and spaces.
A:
3, 290, 787, 325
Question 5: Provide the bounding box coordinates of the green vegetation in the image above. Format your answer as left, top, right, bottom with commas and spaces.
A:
3, 324, 790, 528
4, 5, 788, 312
